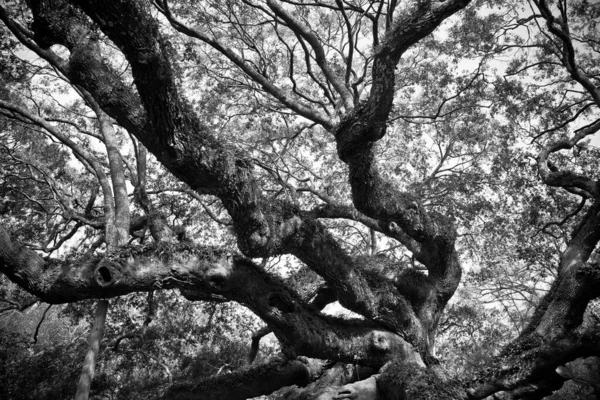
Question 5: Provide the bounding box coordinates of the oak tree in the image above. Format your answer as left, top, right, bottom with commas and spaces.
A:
1, 0, 600, 399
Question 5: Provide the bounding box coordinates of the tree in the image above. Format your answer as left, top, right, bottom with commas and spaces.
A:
0, 0, 600, 399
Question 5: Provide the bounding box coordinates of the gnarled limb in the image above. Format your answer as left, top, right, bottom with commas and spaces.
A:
521, 203, 600, 341
536, 121, 600, 200
164, 357, 323, 400
331, 0, 471, 260
465, 203, 600, 399
328, 0, 471, 354
0, 226, 418, 365
335, 0, 472, 162
248, 283, 340, 364
467, 315, 600, 400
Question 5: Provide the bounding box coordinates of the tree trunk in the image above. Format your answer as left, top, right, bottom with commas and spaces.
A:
74, 102, 128, 400
74, 299, 109, 400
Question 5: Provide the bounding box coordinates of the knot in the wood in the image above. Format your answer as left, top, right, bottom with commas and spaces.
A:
370, 331, 391, 352
94, 260, 118, 287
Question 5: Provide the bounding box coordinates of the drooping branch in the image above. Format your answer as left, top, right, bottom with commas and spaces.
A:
247, 326, 272, 365
32, 304, 52, 344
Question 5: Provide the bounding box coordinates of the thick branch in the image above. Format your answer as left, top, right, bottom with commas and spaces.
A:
328, 0, 469, 330
536, 120, 600, 199
523, 204, 600, 340
468, 320, 600, 400
0, 225, 418, 365
94, 106, 131, 247
335, 0, 472, 161
164, 357, 322, 400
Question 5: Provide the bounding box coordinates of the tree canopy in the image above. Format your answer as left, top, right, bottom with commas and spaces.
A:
1, 0, 600, 399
